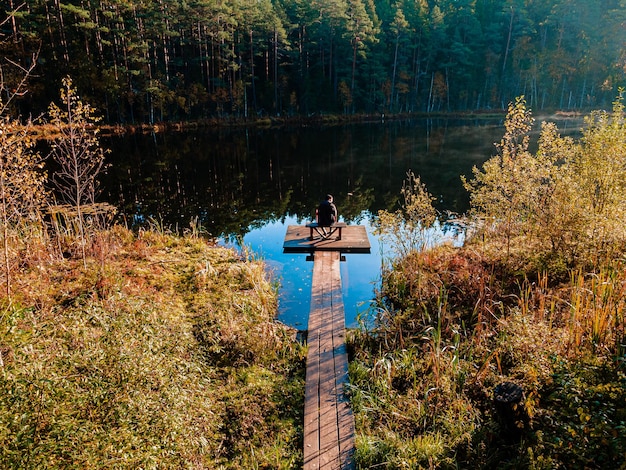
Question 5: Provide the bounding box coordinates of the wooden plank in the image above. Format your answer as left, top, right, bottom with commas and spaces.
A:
304, 252, 324, 469
304, 251, 356, 470
318, 253, 340, 469
304, 329, 321, 469
304, 255, 324, 469
283, 225, 371, 254
317, 253, 337, 468
319, 346, 340, 468
329, 253, 356, 469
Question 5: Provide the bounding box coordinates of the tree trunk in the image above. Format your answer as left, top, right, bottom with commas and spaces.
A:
500, 6, 515, 102
391, 34, 399, 111
53, 0, 70, 63
428, 72, 434, 112
8, 0, 19, 45
274, 29, 279, 114
249, 30, 256, 115
351, 38, 358, 111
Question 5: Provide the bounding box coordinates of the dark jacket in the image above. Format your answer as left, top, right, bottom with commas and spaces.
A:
317, 199, 337, 226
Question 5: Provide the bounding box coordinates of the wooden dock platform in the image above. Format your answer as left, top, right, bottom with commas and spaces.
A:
303, 250, 355, 470
283, 225, 370, 254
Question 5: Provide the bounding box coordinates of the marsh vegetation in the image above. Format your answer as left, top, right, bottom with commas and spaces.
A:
350, 96, 626, 468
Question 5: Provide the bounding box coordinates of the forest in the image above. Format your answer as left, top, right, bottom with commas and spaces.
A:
2, 0, 626, 124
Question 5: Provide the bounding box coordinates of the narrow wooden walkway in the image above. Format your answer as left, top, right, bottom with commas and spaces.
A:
304, 251, 355, 470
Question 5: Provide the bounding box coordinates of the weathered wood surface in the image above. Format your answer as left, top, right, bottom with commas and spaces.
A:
283, 225, 370, 254
303, 251, 355, 470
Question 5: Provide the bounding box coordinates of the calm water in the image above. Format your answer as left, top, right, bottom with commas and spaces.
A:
101, 117, 582, 328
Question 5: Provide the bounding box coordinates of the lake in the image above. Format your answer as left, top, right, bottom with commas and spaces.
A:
102, 116, 582, 329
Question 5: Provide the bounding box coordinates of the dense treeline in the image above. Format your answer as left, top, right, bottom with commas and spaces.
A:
3, 0, 625, 123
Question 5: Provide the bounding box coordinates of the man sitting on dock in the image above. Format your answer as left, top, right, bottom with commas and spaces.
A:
308, 194, 345, 240
317, 194, 337, 229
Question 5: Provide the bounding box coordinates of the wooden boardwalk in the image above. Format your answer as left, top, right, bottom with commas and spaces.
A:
303, 250, 355, 470
283, 224, 369, 468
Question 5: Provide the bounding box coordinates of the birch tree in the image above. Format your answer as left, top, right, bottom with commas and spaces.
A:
48, 77, 107, 265
462, 96, 536, 255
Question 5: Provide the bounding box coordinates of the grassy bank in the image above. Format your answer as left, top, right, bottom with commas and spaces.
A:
348, 243, 626, 468
347, 97, 626, 469
0, 226, 305, 469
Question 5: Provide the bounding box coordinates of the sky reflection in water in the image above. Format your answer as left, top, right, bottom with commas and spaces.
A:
234, 213, 465, 329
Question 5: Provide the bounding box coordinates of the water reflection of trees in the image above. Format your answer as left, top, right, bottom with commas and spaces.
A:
102, 121, 515, 237
103, 129, 375, 236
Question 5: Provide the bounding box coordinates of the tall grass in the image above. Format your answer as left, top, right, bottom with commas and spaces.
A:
348, 241, 626, 468
0, 225, 305, 468
567, 265, 626, 355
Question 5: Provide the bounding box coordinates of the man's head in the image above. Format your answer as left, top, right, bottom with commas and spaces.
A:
326, 194, 333, 202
